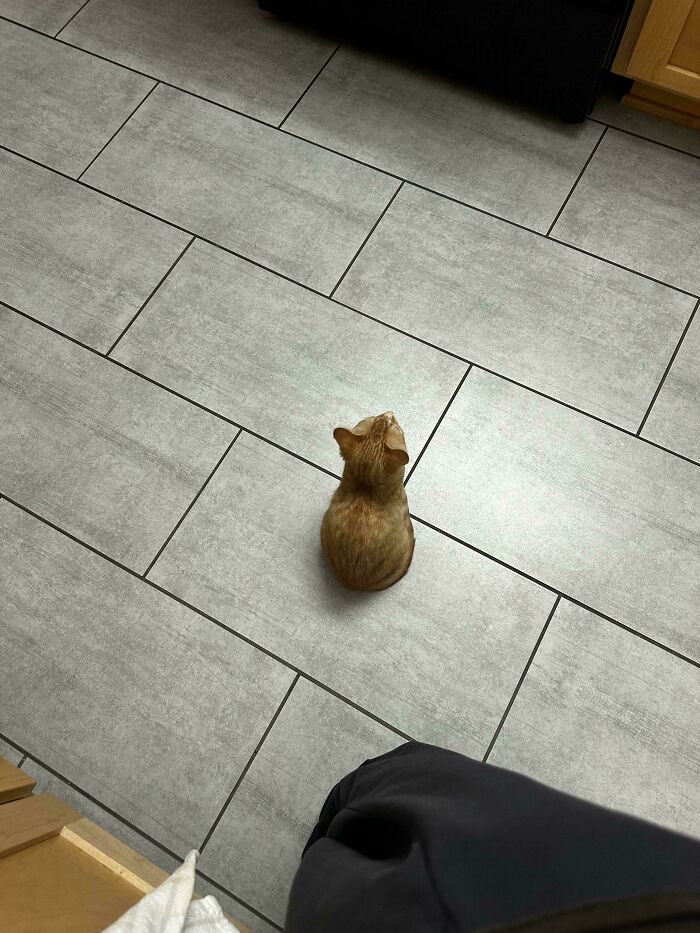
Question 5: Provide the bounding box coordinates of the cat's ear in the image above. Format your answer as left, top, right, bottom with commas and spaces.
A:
385, 446, 409, 468
385, 429, 409, 468
334, 427, 360, 458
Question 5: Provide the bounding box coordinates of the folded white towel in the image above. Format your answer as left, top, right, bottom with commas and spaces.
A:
103, 850, 240, 933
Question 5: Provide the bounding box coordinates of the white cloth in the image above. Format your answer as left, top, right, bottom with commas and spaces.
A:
103, 850, 241, 933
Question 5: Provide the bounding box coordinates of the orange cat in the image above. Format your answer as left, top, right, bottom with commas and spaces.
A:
321, 411, 415, 591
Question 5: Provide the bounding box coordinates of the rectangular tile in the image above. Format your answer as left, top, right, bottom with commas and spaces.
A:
83, 84, 398, 292
489, 600, 700, 837
408, 369, 700, 663
0, 0, 84, 33
552, 129, 700, 294
0, 309, 234, 571
642, 310, 700, 464
20, 759, 277, 932
336, 184, 695, 430
62, 0, 337, 125
113, 240, 466, 473
200, 678, 400, 924
0, 738, 23, 766
284, 46, 603, 232
149, 434, 556, 754
0, 502, 294, 855
0, 150, 189, 352
0, 18, 153, 176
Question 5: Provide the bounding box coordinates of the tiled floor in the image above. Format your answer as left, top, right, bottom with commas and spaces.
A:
0, 2, 698, 929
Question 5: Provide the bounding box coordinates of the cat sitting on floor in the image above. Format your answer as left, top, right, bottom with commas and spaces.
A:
321, 411, 415, 591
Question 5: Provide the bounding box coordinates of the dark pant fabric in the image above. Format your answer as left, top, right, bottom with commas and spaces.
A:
286, 743, 700, 932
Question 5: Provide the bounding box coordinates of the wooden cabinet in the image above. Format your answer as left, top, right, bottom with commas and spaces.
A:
614, 0, 700, 128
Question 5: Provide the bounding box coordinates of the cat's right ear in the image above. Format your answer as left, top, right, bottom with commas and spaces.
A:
333, 427, 360, 459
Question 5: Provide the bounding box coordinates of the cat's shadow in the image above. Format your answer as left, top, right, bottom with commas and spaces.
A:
314, 542, 383, 614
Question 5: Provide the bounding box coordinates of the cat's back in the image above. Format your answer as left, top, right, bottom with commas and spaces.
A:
321, 486, 414, 590
323, 487, 400, 545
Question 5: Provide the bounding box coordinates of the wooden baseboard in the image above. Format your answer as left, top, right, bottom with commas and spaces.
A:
622, 81, 700, 129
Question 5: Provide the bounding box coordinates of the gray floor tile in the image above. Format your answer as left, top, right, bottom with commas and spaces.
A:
83, 84, 398, 293
200, 678, 400, 924
552, 129, 700, 294
0, 309, 234, 571
489, 600, 700, 838
0, 501, 295, 854
642, 311, 700, 463
113, 240, 466, 473
149, 433, 555, 754
0, 18, 153, 176
0, 0, 84, 33
0, 150, 189, 352
591, 88, 700, 159
407, 370, 700, 663
336, 184, 694, 430
284, 46, 603, 232
193, 878, 280, 933
62, 0, 336, 125
0, 736, 23, 765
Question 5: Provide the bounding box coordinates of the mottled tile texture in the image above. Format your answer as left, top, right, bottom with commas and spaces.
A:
1, 0, 698, 924
0, 18, 153, 176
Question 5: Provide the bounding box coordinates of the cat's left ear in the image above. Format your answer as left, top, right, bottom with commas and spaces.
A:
385, 433, 409, 468
385, 446, 409, 467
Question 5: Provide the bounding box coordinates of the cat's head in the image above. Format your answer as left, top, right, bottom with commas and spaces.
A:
333, 411, 409, 482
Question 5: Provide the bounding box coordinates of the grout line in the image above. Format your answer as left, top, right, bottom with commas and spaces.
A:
157, 82, 273, 128
3, 477, 698, 676
546, 126, 607, 237
0, 492, 413, 736
545, 236, 697, 299
278, 41, 343, 128
329, 181, 404, 298
2, 12, 699, 170
467, 362, 698, 469
143, 430, 241, 578
0, 14, 697, 301
408, 514, 700, 669
199, 675, 301, 852
77, 82, 158, 181
17, 753, 28, 767
404, 366, 472, 485
194, 870, 283, 931
561, 594, 700, 666
585, 117, 700, 163
636, 298, 699, 437
631, 435, 700, 470
3, 741, 184, 862
2, 129, 698, 304
7, 297, 699, 473
1, 739, 282, 930
409, 513, 559, 596
4, 303, 347, 477
5, 248, 700, 479
3, 300, 110, 356
482, 596, 561, 762
54, 0, 93, 37
236, 429, 340, 481
106, 236, 195, 356
295, 675, 414, 742
1, 0, 696, 857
